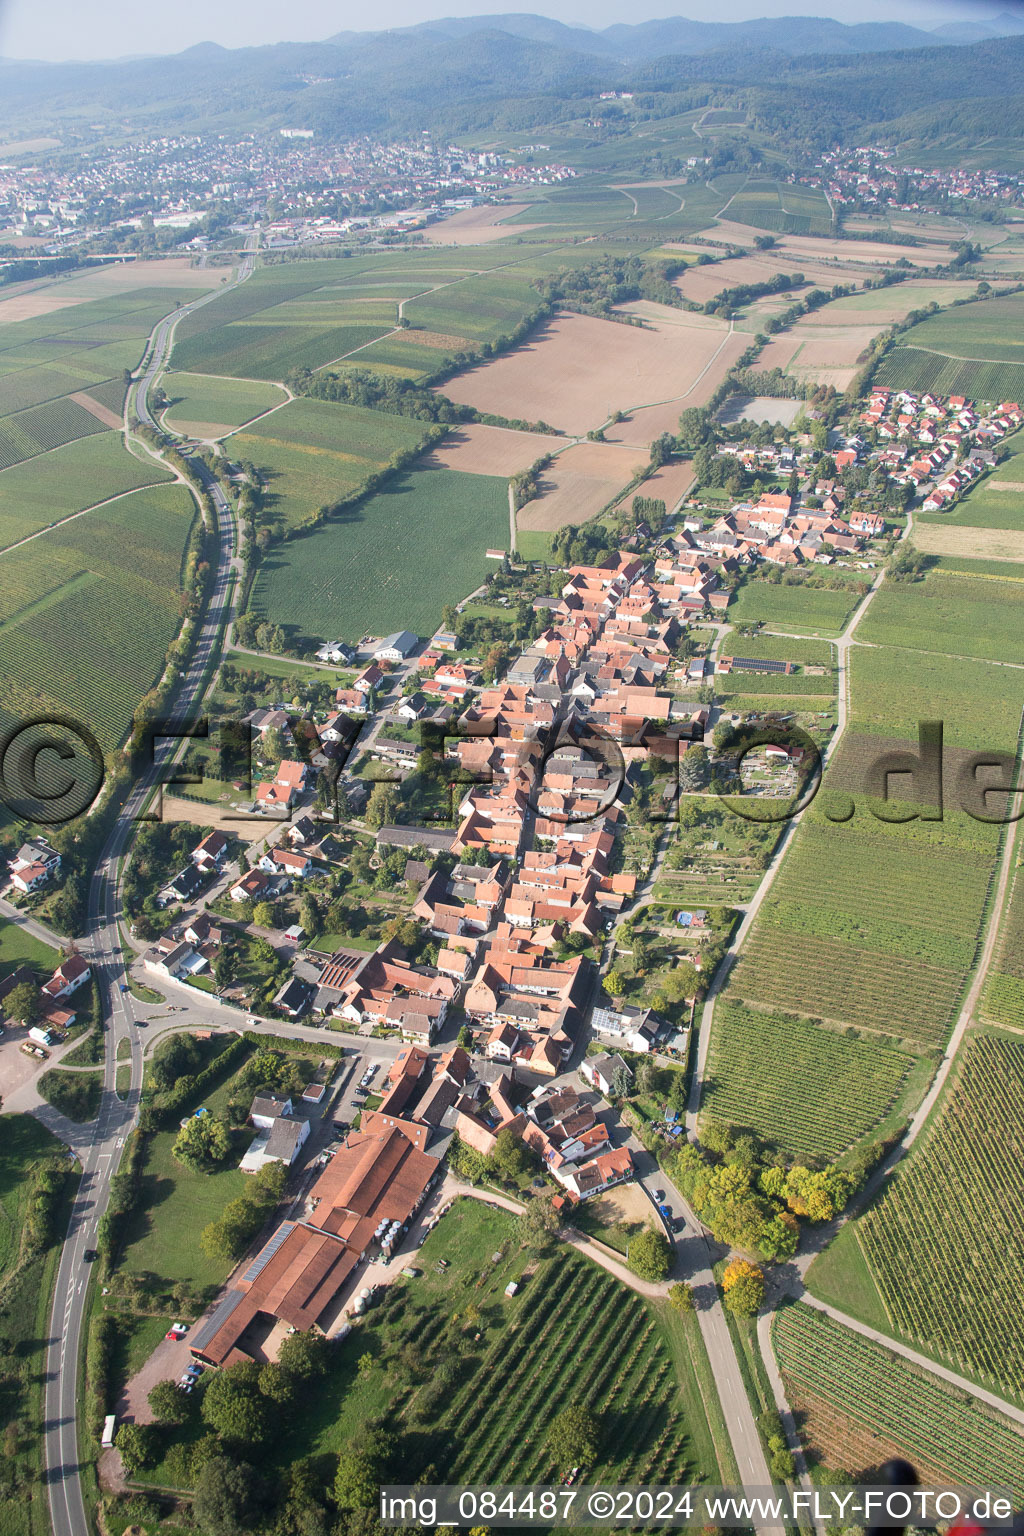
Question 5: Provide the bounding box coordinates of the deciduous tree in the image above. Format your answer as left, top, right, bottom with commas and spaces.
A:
546, 1403, 601, 1470
627, 1228, 671, 1282
172, 1114, 231, 1171
668, 1281, 695, 1313
722, 1259, 764, 1316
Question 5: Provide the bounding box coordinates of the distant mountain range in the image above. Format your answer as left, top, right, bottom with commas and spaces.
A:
1, 12, 1023, 159
325, 12, 962, 59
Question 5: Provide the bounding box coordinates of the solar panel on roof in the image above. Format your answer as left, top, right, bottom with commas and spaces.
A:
240, 1221, 295, 1284
731, 657, 791, 674
191, 1286, 247, 1351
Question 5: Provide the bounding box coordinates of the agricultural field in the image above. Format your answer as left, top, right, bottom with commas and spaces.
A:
915, 438, 1024, 545
267, 1200, 723, 1486
719, 633, 836, 667
0, 430, 171, 551
0, 277, 211, 424
252, 466, 509, 644
757, 317, 882, 389
440, 307, 744, 437
981, 857, 1024, 1028
721, 177, 833, 237
420, 202, 539, 243
499, 182, 640, 234
717, 673, 836, 697
802, 280, 968, 324
726, 576, 864, 633
171, 252, 557, 381
425, 422, 563, 477
855, 560, 1024, 665
774, 1302, 1024, 1494
847, 643, 1024, 754
704, 1002, 914, 1163
170, 264, 405, 378
875, 346, 1024, 403
911, 520, 1024, 564
707, 224, 952, 269
0, 393, 108, 471
161, 371, 288, 436
517, 440, 648, 531
918, 484, 1024, 532
603, 397, 705, 450
230, 398, 435, 532
873, 292, 1024, 402
856, 1030, 1024, 1400
632, 459, 696, 509
727, 809, 1001, 1052
402, 269, 545, 342
0, 482, 196, 752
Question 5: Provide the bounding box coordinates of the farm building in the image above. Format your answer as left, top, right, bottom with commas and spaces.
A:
375, 631, 419, 662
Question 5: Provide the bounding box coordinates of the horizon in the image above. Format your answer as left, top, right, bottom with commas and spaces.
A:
0, 0, 1012, 64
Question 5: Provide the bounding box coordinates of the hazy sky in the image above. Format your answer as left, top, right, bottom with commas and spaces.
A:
0, 0, 1010, 61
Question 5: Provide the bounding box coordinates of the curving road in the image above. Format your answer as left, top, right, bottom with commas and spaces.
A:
43, 245, 255, 1536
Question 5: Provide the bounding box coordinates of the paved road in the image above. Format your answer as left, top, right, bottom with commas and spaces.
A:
0, 896, 68, 951
43, 248, 256, 1536
623, 1134, 775, 1494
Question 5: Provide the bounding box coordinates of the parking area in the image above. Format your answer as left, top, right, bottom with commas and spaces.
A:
116, 1328, 203, 1426
0, 1032, 50, 1099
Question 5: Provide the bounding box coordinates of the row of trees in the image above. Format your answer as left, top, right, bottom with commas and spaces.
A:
200, 1160, 287, 1263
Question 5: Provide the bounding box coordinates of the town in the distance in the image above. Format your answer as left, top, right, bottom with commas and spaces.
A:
1, 9, 1024, 1536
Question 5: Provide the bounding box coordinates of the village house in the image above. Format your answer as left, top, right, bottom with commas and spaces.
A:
41, 953, 91, 1002
192, 830, 228, 870
7, 836, 61, 894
